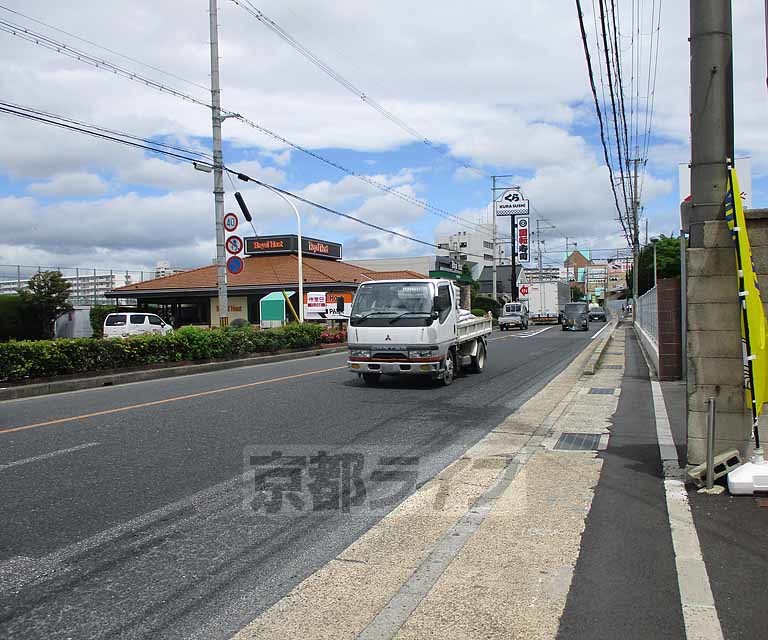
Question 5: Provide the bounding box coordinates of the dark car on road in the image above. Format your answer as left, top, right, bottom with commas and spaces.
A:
588, 306, 607, 322
562, 302, 589, 331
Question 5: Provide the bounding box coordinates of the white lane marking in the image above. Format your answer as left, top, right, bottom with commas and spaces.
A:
488, 326, 554, 342
590, 323, 611, 340
0, 442, 100, 471
650, 380, 724, 640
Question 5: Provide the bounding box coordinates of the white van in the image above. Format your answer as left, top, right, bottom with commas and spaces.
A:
103, 313, 173, 339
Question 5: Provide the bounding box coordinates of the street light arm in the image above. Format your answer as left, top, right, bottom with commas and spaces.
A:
259, 184, 304, 323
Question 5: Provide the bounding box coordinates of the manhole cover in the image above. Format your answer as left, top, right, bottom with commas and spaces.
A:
602, 365, 622, 369
554, 433, 602, 451
589, 387, 615, 394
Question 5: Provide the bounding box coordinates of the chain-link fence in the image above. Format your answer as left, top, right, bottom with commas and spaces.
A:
635, 286, 658, 347
0, 264, 191, 306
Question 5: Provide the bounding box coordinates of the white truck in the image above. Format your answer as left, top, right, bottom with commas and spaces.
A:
347, 279, 492, 385
524, 280, 570, 324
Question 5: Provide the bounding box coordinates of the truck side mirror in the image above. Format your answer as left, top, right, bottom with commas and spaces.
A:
336, 296, 345, 313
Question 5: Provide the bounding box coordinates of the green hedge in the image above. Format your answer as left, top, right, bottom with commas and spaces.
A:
471, 295, 501, 318
0, 323, 323, 383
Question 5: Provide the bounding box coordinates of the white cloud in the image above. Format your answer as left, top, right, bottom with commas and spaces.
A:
27, 172, 109, 197
1, 0, 766, 269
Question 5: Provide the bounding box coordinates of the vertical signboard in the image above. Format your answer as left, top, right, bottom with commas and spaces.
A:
516, 215, 531, 264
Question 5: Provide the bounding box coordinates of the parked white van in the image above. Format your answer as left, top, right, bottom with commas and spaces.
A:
103, 313, 173, 338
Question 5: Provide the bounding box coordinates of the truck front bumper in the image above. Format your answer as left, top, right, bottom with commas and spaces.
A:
348, 359, 442, 376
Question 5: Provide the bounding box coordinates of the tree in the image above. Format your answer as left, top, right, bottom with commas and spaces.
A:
17, 271, 72, 339
630, 235, 681, 297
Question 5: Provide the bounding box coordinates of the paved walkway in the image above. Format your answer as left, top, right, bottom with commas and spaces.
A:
230, 322, 765, 639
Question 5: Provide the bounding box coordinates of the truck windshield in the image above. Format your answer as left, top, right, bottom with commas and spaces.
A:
350, 283, 434, 326
564, 303, 587, 316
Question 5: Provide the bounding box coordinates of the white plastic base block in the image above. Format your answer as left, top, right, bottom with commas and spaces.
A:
728, 450, 768, 495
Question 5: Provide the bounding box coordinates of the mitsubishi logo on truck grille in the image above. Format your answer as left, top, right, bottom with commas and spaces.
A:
385, 334, 392, 341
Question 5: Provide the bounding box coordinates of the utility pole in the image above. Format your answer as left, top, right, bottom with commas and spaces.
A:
209, 0, 228, 327
536, 218, 544, 313
632, 156, 640, 322
492, 176, 497, 302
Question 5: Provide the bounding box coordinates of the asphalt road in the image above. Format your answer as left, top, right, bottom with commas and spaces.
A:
0, 322, 607, 639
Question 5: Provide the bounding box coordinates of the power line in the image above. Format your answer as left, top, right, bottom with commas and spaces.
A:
0, 4, 210, 92
0, 103, 211, 166
0, 16, 482, 232
0, 100, 212, 160
229, 0, 488, 179
231, 114, 484, 231
574, 0, 629, 245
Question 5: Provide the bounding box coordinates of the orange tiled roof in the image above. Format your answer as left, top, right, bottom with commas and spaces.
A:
112, 255, 426, 292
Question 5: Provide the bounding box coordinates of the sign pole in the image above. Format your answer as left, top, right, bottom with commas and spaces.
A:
492, 175, 497, 302
209, 0, 228, 327
511, 213, 518, 302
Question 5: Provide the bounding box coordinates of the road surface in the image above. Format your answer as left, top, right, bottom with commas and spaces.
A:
0, 322, 607, 639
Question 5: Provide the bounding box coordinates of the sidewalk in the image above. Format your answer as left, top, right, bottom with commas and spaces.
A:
230, 322, 766, 640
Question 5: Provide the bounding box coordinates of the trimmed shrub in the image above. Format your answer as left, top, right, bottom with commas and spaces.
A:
471, 294, 500, 318
471, 308, 487, 317
0, 322, 325, 383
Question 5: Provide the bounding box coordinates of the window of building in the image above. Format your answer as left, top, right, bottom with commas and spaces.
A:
484, 254, 494, 261
459, 242, 467, 248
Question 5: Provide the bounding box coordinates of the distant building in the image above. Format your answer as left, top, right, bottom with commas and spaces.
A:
154, 260, 187, 279
0, 271, 128, 305
477, 265, 528, 300
436, 223, 509, 279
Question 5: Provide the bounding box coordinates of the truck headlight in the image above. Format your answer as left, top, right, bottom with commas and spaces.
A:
350, 348, 371, 358
409, 349, 434, 359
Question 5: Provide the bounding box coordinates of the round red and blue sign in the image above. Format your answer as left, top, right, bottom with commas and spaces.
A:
226, 255, 244, 275
223, 213, 239, 232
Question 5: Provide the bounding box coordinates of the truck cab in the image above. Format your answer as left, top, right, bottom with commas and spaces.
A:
347, 279, 491, 386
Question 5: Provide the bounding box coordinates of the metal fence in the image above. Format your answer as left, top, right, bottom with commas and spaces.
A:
0, 264, 191, 306
635, 286, 658, 347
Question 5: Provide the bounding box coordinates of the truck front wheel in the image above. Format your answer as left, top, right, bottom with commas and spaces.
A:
441, 351, 455, 386
469, 341, 486, 373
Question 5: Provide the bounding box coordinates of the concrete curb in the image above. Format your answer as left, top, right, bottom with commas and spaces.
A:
0, 346, 348, 402
583, 318, 621, 376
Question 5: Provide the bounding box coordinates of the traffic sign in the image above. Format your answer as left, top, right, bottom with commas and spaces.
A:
225, 235, 244, 255
495, 189, 529, 216
520, 285, 529, 296
223, 212, 239, 232
226, 255, 244, 275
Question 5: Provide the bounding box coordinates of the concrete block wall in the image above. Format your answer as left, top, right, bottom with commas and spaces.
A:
686, 209, 768, 465
657, 279, 681, 380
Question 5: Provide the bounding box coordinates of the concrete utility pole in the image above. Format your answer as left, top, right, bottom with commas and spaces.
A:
632, 157, 640, 322
209, 0, 228, 327
686, 0, 745, 465
689, 0, 734, 231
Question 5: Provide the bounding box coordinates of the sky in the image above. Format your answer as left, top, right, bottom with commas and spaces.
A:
0, 1, 766, 277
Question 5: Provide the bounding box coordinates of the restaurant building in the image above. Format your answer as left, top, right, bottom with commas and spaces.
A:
106, 235, 425, 327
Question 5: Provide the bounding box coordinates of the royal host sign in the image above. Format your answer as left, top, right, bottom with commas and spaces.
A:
244, 235, 342, 260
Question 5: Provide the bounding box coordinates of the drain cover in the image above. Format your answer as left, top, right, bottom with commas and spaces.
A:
602, 365, 622, 369
604, 351, 622, 355
555, 432, 602, 451
589, 387, 615, 394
